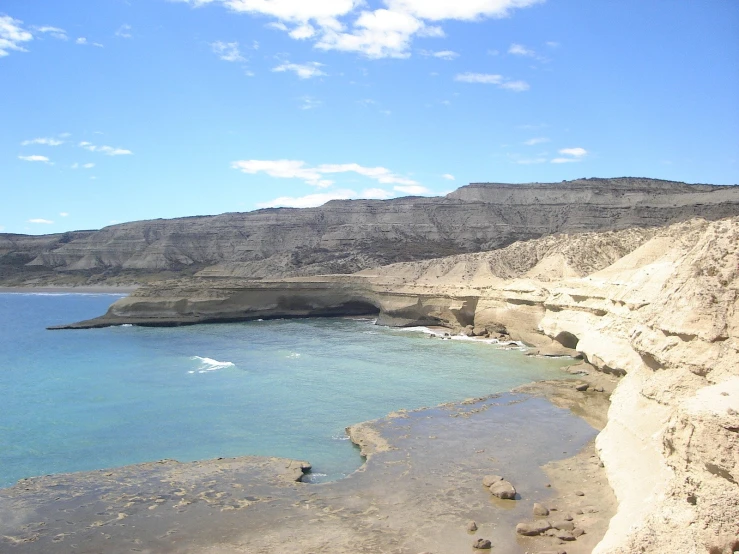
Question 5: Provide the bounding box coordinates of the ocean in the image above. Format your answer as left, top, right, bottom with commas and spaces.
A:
0, 293, 573, 488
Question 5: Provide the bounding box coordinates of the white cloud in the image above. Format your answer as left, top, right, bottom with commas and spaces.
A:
551, 147, 587, 164
361, 188, 393, 199
500, 80, 529, 91
273, 61, 326, 79
559, 147, 587, 157
76, 37, 87, 45
455, 72, 529, 91
515, 157, 547, 165
289, 23, 316, 39
508, 42, 535, 56
59, 212, 69, 217
211, 41, 245, 62
18, 154, 51, 163
546, 41, 559, 48
300, 96, 322, 110
442, 173, 455, 180
455, 72, 502, 84
257, 190, 357, 209
0, 15, 33, 57
21, 137, 64, 146
421, 49, 458, 60
33, 25, 68, 40
115, 24, 133, 39
232, 159, 420, 189
175, 0, 539, 59
28, 218, 54, 224
79, 141, 133, 156
394, 184, 431, 195
523, 137, 549, 146
83, 162, 95, 169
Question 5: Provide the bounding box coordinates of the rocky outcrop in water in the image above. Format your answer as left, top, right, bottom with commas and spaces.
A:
3, 178, 739, 286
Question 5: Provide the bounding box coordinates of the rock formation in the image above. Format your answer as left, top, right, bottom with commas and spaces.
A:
59, 215, 739, 554
3, 178, 739, 286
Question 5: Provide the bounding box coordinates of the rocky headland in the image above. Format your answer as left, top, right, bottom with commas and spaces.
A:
53, 215, 739, 553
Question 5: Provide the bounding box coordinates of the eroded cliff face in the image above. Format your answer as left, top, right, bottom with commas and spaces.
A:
65, 216, 739, 553
5, 178, 739, 286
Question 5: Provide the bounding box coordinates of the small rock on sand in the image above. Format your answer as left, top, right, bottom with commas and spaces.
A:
574, 490, 585, 496
557, 530, 576, 541
472, 538, 492, 549
563, 513, 573, 521
482, 475, 504, 488
537, 551, 567, 554
489, 480, 516, 499
572, 528, 585, 537
516, 521, 552, 536
575, 383, 589, 392
467, 521, 478, 532
552, 520, 575, 531
533, 503, 550, 516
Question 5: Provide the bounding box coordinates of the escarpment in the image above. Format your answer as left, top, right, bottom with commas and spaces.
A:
59, 216, 739, 554
4, 178, 739, 286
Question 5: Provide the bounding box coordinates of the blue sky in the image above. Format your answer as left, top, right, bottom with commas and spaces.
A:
1, 0, 738, 234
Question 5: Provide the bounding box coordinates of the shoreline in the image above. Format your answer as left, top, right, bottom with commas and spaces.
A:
0, 350, 617, 552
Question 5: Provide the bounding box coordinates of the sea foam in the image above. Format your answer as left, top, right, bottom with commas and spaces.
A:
191, 356, 235, 373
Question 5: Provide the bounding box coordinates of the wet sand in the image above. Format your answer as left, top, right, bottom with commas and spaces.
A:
0, 364, 617, 553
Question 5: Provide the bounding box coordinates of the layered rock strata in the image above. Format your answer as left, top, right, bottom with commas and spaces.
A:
60, 216, 739, 553
4, 178, 739, 286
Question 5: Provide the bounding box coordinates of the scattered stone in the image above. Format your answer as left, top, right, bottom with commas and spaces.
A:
557, 530, 576, 541
575, 383, 589, 392
482, 475, 504, 488
472, 326, 488, 337
575, 509, 583, 515
572, 528, 585, 538
563, 513, 573, 521
300, 462, 312, 472
462, 326, 475, 337
574, 491, 585, 496
552, 520, 575, 531
533, 503, 550, 516
467, 521, 478, 532
594, 386, 605, 392
489, 480, 516, 499
536, 551, 567, 554
728, 408, 738, 416
516, 521, 552, 536
472, 538, 492, 549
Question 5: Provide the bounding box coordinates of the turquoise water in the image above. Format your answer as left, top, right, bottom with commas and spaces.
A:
0, 293, 572, 488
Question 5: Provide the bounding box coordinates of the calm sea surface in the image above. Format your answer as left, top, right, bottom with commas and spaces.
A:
0, 293, 573, 488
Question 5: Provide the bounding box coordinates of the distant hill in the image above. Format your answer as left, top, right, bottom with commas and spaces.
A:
2, 177, 738, 286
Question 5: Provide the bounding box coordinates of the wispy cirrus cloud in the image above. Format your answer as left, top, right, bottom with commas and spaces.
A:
79, 141, 133, 156
442, 173, 455, 180
173, 0, 542, 59
211, 40, 244, 62
28, 218, 54, 224
115, 24, 133, 39
21, 137, 64, 146
454, 72, 530, 91
523, 137, 549, 146
33, 25, 68, 40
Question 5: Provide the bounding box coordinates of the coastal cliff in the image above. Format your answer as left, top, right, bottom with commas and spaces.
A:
63, 216, 739, 553
4, 178, 739, 287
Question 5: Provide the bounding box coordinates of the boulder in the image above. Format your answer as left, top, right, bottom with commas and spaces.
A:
575, 383, 589, 392
556, 530, 576, 541
482, 475, 503, 488
516, 521, 552, 536
572, 528, 585, 538
489, 480, 516, 499
472, 326, 488, 337
533, 503, 550, 516
467, 521, 478, 532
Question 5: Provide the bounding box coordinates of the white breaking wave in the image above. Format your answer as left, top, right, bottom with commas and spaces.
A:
190, 356, 235, 373
286, 353, 301, 359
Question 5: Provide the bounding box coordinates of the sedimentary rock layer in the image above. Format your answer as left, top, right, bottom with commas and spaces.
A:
4, 178, 739, 286
61, 216, 739, 553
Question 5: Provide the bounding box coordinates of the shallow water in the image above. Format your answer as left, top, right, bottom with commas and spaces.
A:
0, 293, 573, 487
